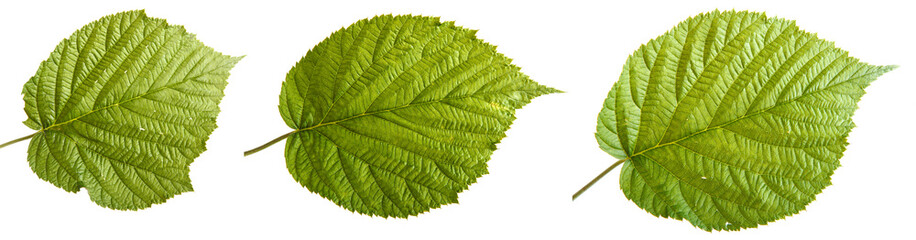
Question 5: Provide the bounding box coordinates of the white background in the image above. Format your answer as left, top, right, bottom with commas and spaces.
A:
0, 0, 913, 239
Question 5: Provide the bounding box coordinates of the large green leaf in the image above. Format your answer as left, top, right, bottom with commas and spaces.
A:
245, 15, 559, 217
1, 10, 241, 210
583, 10, 895, 231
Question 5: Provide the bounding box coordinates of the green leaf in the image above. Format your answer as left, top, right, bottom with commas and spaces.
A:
2, 10, 241, 210
245, 15, 559, 217
583, 10, 895, 231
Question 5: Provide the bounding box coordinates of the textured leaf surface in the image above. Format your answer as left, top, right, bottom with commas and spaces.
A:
595, 10, 894, 231
20, 10, 240, 210
276, 15, 558, 217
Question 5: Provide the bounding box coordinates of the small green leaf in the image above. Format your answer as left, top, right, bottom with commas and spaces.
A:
2, 10, 241, 210
581, 10, 895, 231
246, 15, 559, 217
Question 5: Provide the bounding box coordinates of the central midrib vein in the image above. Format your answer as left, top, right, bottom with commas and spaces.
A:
624, 72, 860, 161
37, 68, 219, 133
291, 88, 541, 133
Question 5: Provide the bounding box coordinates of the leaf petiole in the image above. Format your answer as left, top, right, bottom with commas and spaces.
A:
244, 130, 297, 156
572, 158, 627, 201
0, 132, 37, 150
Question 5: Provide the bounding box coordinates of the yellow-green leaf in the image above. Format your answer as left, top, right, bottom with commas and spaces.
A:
585, 10, 895, 231
5, 10, 241, 210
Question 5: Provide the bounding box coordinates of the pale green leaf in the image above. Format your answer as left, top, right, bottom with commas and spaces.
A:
8, 10, 241, 210
246, 15, 559, 217
590, 10, 895, 231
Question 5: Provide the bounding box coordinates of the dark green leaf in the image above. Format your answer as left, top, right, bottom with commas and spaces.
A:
247, 15, 559, 217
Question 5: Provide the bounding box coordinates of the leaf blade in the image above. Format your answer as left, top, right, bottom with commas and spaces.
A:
275, 15, 558, 217
595, 10, 894, 231
19, 10, 240, 210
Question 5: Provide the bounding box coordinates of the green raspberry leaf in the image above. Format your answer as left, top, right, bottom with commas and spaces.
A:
2, 10, 241, 210
245, 15, 559, 218
581, 10, 895, 231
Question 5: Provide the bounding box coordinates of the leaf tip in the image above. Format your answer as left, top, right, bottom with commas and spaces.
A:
230, 55, 246, 64
884, 64, 900, 71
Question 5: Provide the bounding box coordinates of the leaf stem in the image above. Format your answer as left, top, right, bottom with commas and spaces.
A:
0, 132, 37, 150
572, 158, 627, 201
244, 130, 297, 156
